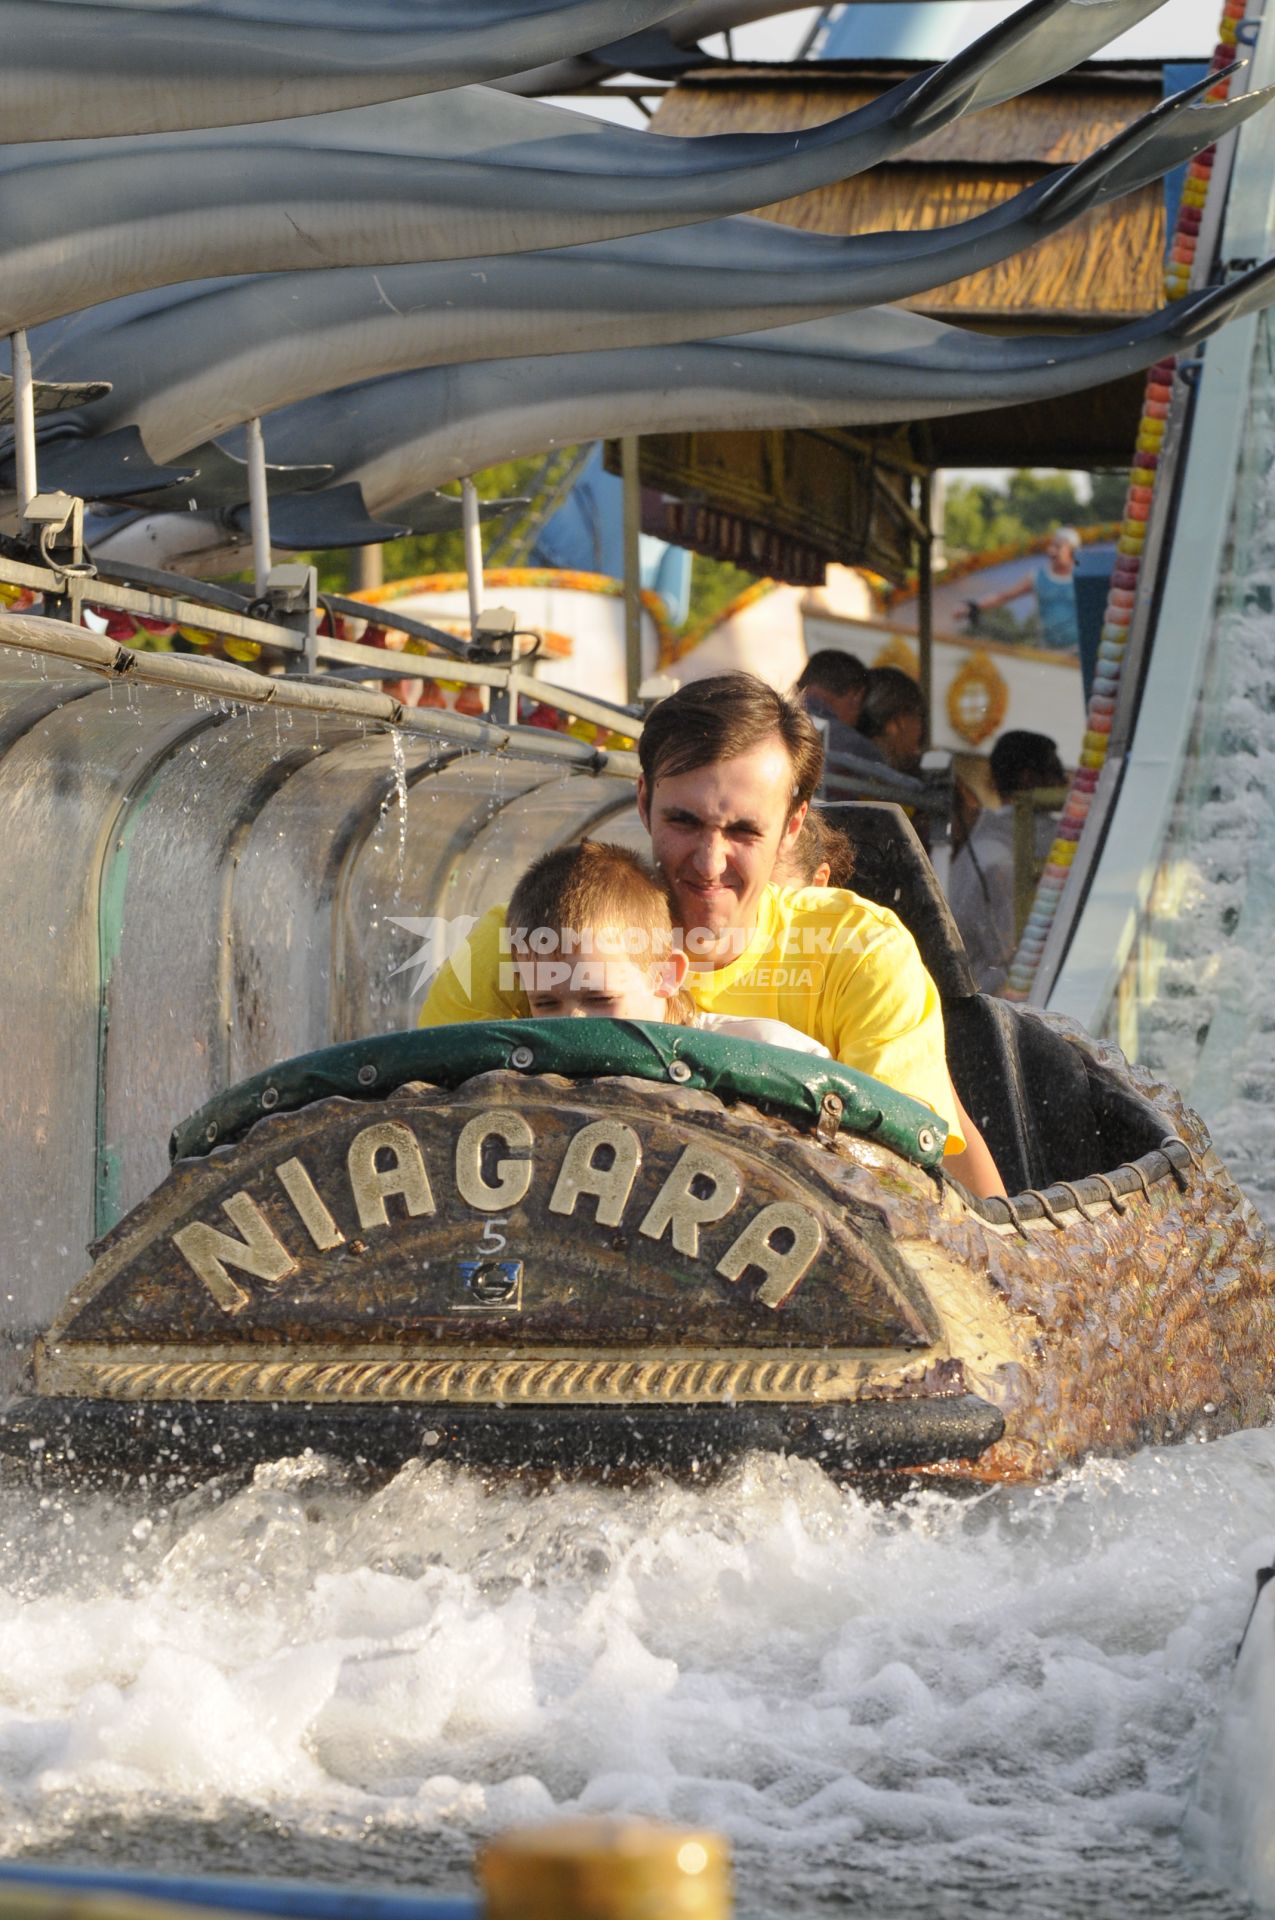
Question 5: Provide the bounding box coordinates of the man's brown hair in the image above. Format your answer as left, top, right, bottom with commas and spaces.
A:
507, 842, 692, 1022
638, 671, 824, 816
795, 650, 868, 700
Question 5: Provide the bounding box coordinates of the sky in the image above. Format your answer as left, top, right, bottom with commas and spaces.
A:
573, 0, 1221, 125
728, 0, 1218, 62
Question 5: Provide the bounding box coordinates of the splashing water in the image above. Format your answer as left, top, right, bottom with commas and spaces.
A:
0, 1432, 1273, 1915
1187, 1565, 1275, 1912
389, 729, 409, 898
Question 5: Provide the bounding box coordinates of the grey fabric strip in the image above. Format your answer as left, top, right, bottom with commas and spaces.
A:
0, 0, 687, 139
0, 0, 1168, 332
8, 71, 1258, 470
84, 260, 1275, 570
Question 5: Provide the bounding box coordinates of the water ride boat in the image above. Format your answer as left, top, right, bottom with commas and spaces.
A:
8, 797, 1270, 1486
1, 0, 1273, 1490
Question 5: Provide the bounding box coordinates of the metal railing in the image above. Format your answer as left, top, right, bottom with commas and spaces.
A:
0, 544, 646, 744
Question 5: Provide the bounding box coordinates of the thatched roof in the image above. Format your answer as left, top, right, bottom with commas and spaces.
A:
631, 60, 1165, 580
649, 62, 1165, 323
651, 64, 1161, 164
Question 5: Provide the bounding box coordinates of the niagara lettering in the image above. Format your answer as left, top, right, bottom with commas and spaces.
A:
170, 1108, 825, 1315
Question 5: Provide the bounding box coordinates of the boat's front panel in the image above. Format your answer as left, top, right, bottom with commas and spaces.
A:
31, 1069, 1017, 1474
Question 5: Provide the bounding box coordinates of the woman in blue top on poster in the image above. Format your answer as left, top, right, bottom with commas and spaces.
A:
964, 526, 1081, 651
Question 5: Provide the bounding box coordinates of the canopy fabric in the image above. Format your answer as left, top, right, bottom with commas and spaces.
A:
0, 0, 687, 139
88, 260, 1275, 572
0, 0, 1170, 333
312, 262, 1275, 505
6, 70, 1252, 480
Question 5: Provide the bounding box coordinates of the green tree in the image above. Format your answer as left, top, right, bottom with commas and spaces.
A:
293, 452, 585, 595
944, 467, 1129, 559
943, 478, 1032, 556
1004, 469, 1083, 535
1087, 470, 1131, 521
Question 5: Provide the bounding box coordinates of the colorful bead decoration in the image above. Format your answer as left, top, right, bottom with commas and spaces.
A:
1002, 10, 1238, 1000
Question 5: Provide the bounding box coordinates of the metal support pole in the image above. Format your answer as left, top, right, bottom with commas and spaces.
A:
302, 565, 319, 675
917, 472, 934, 751
244, 415, 272, 598
461, 477, 484, 636
621, 435, 643, 706
354, 544, 384, 594
10, 329, 38, 515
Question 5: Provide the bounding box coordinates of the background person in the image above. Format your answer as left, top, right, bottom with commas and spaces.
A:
775, 807, 857, 890
963, 526, 1081, 652
858, 667, 927, 775
948, 730, 1067, 994
794, 651, 884, 773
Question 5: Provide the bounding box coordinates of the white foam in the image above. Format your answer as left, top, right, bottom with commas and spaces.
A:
1186, 1570, 1275, 1911
0, 1433, 1272, 1914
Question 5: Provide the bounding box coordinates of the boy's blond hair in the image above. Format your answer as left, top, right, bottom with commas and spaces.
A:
507, 840, 693, 1022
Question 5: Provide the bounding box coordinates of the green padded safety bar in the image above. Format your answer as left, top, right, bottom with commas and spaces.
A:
170, 1019, 948, 1171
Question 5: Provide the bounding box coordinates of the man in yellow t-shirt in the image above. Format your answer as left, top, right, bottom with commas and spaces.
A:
420, 672, 1003, 1197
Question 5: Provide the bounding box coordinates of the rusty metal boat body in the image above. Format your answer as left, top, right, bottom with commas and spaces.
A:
16, 991, 1273, 1486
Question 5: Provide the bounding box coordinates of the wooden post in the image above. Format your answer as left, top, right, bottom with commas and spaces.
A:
917, 471, 934, 751
480, 1819, 730, 1920
621, 435, 643, 706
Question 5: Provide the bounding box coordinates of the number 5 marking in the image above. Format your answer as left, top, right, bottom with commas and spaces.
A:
479, 1217, 509, 1256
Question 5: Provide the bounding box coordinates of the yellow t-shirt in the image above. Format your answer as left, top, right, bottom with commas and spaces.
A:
418, 883, 961, 1148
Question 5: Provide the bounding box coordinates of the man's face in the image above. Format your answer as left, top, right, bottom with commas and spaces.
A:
827, 685, 864, 729
637, 738, 806, 963
881, 708, 925, 774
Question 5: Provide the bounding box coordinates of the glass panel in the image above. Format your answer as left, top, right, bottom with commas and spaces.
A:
0, 627, 647, 1332
337, 748, 564, 1040
0, 660, 200, 1330
441, 773, 642, 922
100, 707, 388, 1226
0, 654, 100, 754
1104, 312, 1275, 1221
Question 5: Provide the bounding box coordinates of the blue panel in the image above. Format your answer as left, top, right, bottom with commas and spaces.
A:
532, 443, 692, 625
534, 445, 619, 575
820, 3, 1015, 61
0, 1864, 476, 1920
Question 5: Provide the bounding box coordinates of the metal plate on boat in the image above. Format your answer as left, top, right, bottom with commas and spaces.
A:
36, 1074, 939, 1406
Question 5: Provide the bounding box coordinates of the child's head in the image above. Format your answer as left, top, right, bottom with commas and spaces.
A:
774, 806, 857, 890
506, 840, 691, 1022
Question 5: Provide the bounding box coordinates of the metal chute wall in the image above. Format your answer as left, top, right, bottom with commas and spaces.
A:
0, 624, 639, 1334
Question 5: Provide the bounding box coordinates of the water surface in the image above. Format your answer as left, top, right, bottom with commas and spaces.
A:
1, 1431, 1272, 1917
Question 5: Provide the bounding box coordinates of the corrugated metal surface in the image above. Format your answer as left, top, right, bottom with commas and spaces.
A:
0, 616, 640, 1332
